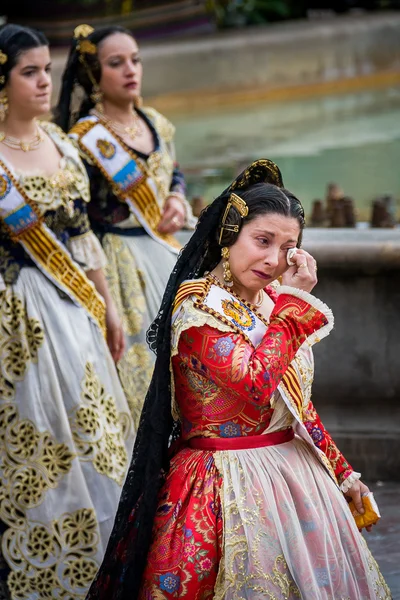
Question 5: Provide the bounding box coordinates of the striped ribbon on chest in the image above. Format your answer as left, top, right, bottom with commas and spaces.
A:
281, 364, 304, 419
0, 158, 106, 336
71, 118, 181, 253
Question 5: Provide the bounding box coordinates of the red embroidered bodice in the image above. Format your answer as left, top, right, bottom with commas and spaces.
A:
171, 283, 353, 486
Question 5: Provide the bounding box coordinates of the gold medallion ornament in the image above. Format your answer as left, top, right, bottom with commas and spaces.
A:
221, 298, 256, 331
0, 173, 11, 198
96, 138, 116, 159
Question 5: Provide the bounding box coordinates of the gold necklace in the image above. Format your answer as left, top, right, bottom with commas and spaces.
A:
254, 290, 264, 308
210, 273, 264, 308
0, 126, 44, 152
91, 108, 143, 140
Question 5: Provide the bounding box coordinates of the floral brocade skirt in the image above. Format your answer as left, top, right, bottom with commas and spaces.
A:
102, 232, 178, 429
0, 268, 135, 600
139, 436, 391, 600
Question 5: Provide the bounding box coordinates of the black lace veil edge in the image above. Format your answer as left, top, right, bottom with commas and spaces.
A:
86, 159, 284, 599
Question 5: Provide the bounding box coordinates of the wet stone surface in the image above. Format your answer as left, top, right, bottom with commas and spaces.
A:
365, 482, 400, 599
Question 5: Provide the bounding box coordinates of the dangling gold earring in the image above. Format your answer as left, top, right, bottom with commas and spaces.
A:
221, 247, 234, 287
0, 92, 8, 122
90, 85, 104, 114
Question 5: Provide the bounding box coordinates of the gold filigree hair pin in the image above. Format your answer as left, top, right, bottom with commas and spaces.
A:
0, 50, 7, 66
74, 24, 96, 55
219, 192, 249, 244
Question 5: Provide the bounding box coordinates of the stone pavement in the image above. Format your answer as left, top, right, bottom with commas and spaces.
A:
365, 482, 400, 598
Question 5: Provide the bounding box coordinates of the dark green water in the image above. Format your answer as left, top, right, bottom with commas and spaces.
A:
173, 86, 400, 219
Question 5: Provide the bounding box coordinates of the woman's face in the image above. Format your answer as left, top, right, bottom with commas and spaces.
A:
228, 213, 300, 293
98, 33, 142, 105
5, 46, 52, 119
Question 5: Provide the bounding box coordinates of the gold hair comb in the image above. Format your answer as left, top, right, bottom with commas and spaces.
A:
219, 192, 248, 244
230, 193, 249, 217
0, 50, 7, 66
74, 24, 96, 54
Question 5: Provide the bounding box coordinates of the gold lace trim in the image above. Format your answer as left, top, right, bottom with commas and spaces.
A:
21, 226, 106, 336
16, 121, 90, 214
363, 537, 392, 599
69, 362, 131, 486
17, 157, 89, 216
213, 454, 301, 600
4, 508, 100, 600
0, 403, 94, 599
0, 289, 44, 401
0, 403, 74, 525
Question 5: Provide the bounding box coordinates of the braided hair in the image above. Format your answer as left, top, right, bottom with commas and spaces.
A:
86, 159, 305, 599
54, 25, 135, 132
0, 23, 48, 93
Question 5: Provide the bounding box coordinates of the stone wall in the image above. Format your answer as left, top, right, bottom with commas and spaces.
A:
50, 12, 400, 109
140, 12, 400, 107
304, 230, 400, 481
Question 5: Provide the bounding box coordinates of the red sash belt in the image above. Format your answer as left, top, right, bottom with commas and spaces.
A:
187, 427, 294, 451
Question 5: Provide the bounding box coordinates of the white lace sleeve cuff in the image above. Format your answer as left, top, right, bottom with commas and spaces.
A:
276, 285, 334, 345
68, 232, 107, 271
340, 471, 362, 493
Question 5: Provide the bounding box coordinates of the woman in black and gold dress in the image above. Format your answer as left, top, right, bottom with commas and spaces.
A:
56, 24, 195, 428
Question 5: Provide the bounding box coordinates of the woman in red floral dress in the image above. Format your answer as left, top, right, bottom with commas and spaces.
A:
87, 159, 391, 599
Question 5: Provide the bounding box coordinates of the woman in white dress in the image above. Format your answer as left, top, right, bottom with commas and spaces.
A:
86, 160, 390, 599
0, 24, 135, 600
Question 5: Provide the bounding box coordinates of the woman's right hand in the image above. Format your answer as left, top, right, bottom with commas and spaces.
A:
281, 249, 318, 293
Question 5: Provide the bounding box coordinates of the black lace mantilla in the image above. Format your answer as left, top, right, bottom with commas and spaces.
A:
86, 159, 285, 599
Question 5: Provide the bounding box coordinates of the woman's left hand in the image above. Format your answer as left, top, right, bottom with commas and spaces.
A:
344, 479, 374, 532
158, 195, 186, 234
106, 303, 126, 363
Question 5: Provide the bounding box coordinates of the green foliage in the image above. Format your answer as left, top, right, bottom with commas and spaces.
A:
207, 0, 305, 27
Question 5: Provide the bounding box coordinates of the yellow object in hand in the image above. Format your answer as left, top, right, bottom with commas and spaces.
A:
348, 492, 381, 530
